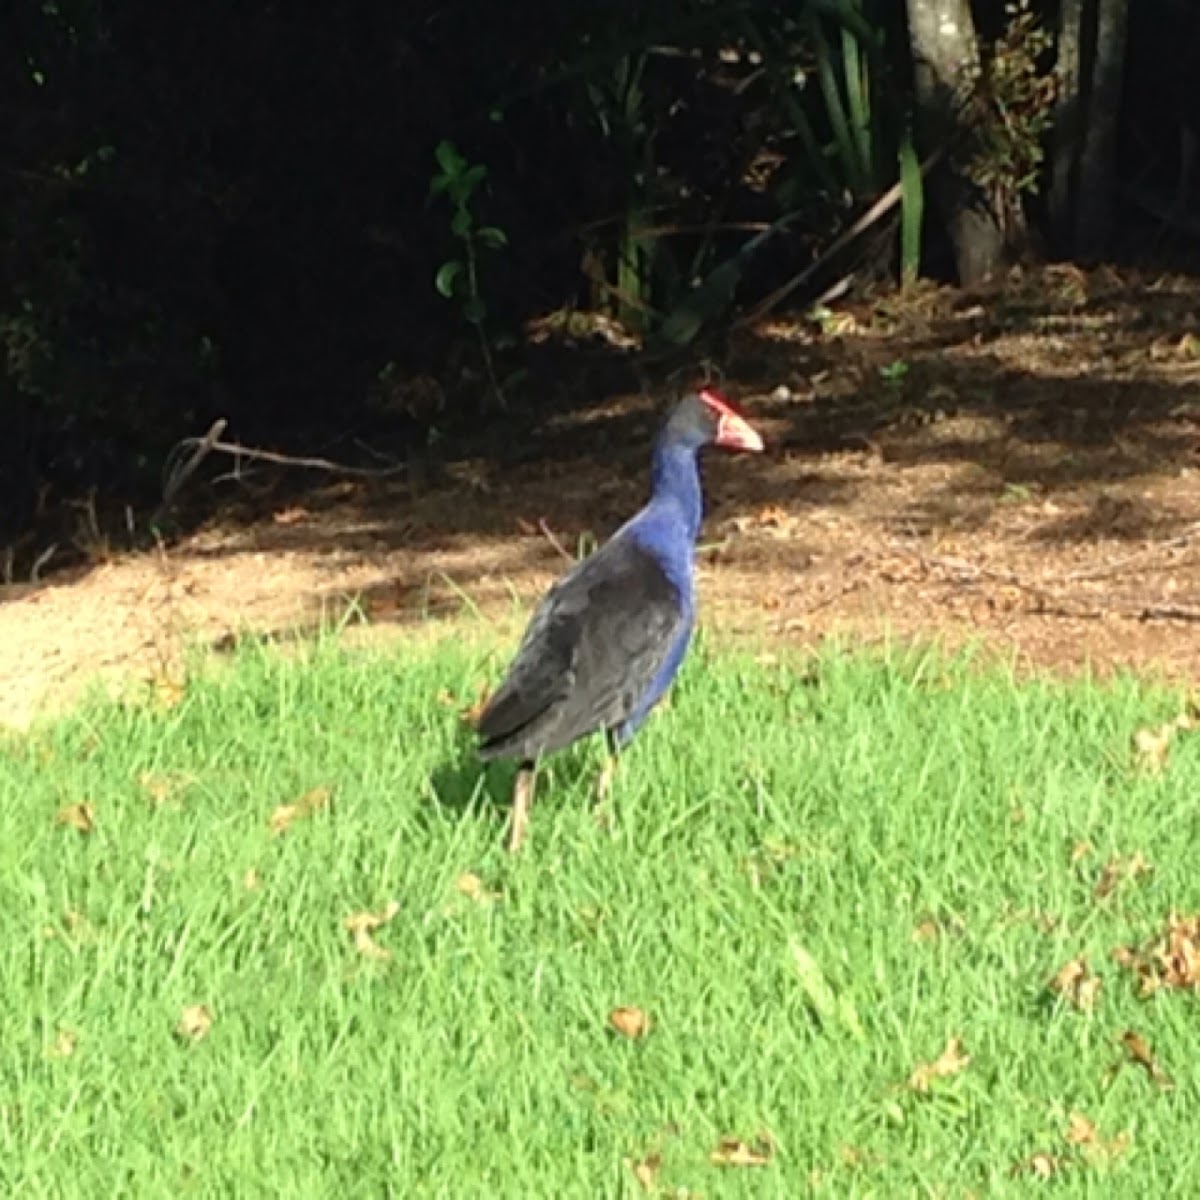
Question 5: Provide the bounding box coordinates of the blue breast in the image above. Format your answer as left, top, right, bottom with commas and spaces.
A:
609, 434, 705, 744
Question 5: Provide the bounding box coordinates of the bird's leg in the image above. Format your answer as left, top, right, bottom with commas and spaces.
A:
593, 732, 620, 829
507, 759, 537, 853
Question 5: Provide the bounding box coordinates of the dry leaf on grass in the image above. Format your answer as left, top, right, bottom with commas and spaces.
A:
1012, 1151, 1064, 1180
628, 1151, 662, 1191
176, 1004, 214, 1042
47, 1028, 78, 1059
454, 872, 499, 904
242, 868, 261, 891
138, 772, 191, 807
345, 901, 401, 961
1049, 956, 1102, 1012
1094, 851, 1151, 900
269, 786, 332, 835
1065, 1111, 1131, 1161
1113, 911, 1200, 996
55, 802, 95, 834
908, 1036, 970, 1092
710, 1133, 774, 1168
608, 1006, 651, 1039
1121, 1029, 1174, 1089
1131, 705, 1198, 774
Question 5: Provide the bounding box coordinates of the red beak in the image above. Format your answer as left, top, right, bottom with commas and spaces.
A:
715, 411, 765, 453
699, 388, 765, 453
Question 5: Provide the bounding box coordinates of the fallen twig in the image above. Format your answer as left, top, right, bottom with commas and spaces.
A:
537, 519, 577, 565
736, 146, 947, 327
159, 420, 408, 516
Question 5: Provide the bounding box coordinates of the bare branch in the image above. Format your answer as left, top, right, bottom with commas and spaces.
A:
158, 420, 408, 516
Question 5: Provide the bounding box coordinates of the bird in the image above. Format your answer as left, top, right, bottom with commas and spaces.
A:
474, 388, 764, 851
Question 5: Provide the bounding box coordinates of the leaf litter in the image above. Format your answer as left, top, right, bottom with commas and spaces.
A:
908, 1037, 970, 1093
1049, 955, 1102, 1012
1114, 912, 1200, 996
175, 1004, 214, 1042
608, 1006, 651, 1039
269, 785, 332, 835
345, 901, 401, 961
710, 1132, 775, 1168
1131, 700, 1199, 774
54, 802, 95, 834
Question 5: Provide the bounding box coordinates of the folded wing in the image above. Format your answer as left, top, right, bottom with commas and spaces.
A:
476, 537, 685, 760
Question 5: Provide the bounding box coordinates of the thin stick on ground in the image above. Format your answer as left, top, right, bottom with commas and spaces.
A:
159, 421, 409, 514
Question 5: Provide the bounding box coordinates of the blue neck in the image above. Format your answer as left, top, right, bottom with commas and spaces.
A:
647, 432, 704, 545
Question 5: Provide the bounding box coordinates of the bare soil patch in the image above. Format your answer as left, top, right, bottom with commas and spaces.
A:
4, 265, 1200, 728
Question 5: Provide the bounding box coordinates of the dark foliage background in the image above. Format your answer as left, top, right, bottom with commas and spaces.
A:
1, 0, 1196, 534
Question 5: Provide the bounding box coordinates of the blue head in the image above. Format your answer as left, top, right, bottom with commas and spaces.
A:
645, 388, 764, 546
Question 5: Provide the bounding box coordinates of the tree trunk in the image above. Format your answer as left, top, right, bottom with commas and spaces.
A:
1075, 0, 1128, 259
1050, 0, 1085, 254
906, 0, 1007, 286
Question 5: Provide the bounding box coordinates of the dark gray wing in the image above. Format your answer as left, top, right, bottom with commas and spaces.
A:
475, 537, 686, 760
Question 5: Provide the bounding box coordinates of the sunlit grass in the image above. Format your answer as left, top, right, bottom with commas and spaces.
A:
2, 632, 1199, 1196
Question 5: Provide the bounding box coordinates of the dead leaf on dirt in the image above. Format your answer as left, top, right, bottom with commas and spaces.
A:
150, 674, 187, 710
175, 1004, 214, 1042
608, 1006, 651, 1039
1049, 956, 1102, 1013
1121, 1029, 1174, 1089
272, 506, 310, 526
1116, 912, 1200, 997
55, 802, 95, 834
710, 1133, 774, 1168
268, 786, 332, 835
908, 1036, 970, 1092
345, 901, 400, 961
47, 1028, 78, 1059
628, 1151, 662, 1191
454, 872, 499, 904
1094, 851, 1152, 900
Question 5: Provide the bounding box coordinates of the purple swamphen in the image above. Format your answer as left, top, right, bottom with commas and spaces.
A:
475, 389, 764, 850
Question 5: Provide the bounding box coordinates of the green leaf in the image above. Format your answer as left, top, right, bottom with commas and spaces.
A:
475, 226, 507, 250
461, 164, 488, 193
434, 260, 464, 299
450, 207, 473, 239
899, 126, 923, 289
434, 140, 465, 177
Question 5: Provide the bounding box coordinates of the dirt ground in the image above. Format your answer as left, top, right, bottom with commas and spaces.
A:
4, 264, 1200, 729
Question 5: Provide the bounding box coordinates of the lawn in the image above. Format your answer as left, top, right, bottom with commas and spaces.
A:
1, 631, 1198, 1197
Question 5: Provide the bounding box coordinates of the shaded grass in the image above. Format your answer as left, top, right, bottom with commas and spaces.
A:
2, 633, 1200, 1196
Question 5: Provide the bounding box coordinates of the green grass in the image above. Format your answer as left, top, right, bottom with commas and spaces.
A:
2, 632, 1200, 1197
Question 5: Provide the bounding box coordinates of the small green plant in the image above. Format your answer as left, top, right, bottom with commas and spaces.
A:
430, 140, 508, 407
878, 358, 910, 386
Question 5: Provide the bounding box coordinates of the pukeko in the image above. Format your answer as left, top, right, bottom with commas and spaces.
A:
475, 389, 764, 850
